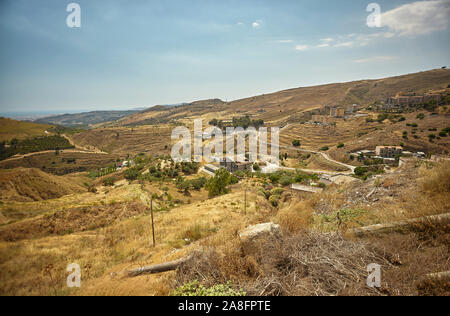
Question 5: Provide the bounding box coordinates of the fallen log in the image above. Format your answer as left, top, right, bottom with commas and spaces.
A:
127, 257, 190, 277
349, 213, 450, 237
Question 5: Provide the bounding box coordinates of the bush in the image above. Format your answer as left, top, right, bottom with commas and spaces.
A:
337, 143, 344, 149
102, 177, 116, 186
269, 195, 281, 207
292, 140, 301, 147
354, 166, 368, 177
416, 113, 425, 120
320, 146, 329, 151
124, 167, 140, 181
172, 280, 245, 297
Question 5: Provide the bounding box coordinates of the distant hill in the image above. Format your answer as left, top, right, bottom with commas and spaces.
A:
35, 110, 140, 127
0, 117, 52, 142
119, 69, 450, 126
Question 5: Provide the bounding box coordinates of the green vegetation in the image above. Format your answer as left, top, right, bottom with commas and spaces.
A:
206, 168, 232, 198
172, 280, 246, 297
176, 176, 207, 193
209, 115, 264, 129
125, 166, 145, 181
354, 166, 384, 180
320, 146, 329, 151
102, 177, 116, 186
292, 139, 301, 147
316, 208, 372, 231
0, 135, 74, 161
417, 113, 425, 120
337, 143, 345, 149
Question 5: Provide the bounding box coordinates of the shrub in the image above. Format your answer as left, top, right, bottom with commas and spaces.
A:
124, 167, 140, 181
320, 146, 329, 151
419, 161, 450, 194
173, 280, 245, 297
292, 140, 301, 147
354, 166, 368, 177
417, 113, 425, 120
269, 194, 280, 207
102, 177, 116, 186
337, 143, 345, 149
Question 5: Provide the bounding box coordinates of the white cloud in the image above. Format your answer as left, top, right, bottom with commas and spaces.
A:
381, 0, 450, 36
334, 41, 354, 48
295, 45, 309, 51
321, 37, 334, 42
317, 43, 330, 48
236, 22, 245, 26
353, 56, 397, 63
252, 20, 262, 28
275, 39, 294, 43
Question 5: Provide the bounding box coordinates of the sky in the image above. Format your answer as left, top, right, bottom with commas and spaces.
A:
0, 0, 449, 114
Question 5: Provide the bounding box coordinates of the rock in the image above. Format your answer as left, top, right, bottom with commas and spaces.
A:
239, 223, 282, 255
239, 222, 281, 241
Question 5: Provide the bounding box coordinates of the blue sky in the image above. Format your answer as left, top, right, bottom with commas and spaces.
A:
0, 0, 449, 114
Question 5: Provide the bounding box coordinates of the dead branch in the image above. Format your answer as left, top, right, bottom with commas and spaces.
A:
127, 257, 190, 277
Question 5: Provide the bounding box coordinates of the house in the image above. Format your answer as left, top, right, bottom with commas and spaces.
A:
204, 164, 220, 174
220, 158, 253, 173
375, 146, 403, 158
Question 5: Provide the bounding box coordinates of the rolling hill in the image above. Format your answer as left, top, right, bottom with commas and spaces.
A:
118, 69, 450, 127
0, 117, 52, 142
35, 110, 140, 128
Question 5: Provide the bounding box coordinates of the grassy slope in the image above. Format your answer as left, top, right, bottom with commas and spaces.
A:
0, 118, 52, 142
0, 168, 87, 203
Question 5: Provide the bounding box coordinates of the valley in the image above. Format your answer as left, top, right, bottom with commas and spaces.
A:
0, 69, 449, 296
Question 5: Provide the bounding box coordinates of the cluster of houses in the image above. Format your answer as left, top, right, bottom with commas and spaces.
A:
310, 104, 361, 124
351, 146, 427, 166
116, 160, 132, 171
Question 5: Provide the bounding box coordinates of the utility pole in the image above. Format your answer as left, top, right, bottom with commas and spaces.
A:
244, 177, 247, 215
151, 196, 155, 247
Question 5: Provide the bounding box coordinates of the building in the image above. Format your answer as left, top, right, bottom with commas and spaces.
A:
375, 146, 403, 158
220, 158, 253, 173
204, 164, 220, 174
311, 115, 328, 124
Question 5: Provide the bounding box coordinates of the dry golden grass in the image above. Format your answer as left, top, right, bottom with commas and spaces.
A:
0, 168, 87, 203
0, 118, 51, 142
0, 184, 274, 296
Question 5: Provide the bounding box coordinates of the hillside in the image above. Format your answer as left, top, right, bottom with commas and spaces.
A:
35, 110, 140, 128
118, 69, 450, 127
0, 168, 87, 202
0, 117, 52, 142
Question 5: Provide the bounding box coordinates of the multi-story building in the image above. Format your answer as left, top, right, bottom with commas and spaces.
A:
375, 146, 403, 158
220, 158, 253, 173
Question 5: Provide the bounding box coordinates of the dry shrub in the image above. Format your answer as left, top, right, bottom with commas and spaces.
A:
175, 231, 390, 296
366, 223, 450, 296
418, 161, 450, 194
276, 200, 314, 233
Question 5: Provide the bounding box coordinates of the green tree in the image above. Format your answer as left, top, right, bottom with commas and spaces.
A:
206, 168, 231, 198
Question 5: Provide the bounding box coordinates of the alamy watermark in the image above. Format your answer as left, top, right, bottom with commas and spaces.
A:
66, 3, 81, 28
171, 119, 280, 166
367, 3, 381, 28
366, 263, 381, 288
67, 263, 81, 288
